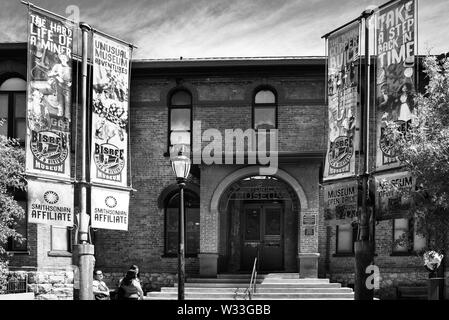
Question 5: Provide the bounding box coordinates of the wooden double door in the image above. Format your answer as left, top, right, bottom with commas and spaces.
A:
241, 203, 283, 271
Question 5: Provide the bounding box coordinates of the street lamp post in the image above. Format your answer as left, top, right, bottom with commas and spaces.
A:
170, 147, 191, 300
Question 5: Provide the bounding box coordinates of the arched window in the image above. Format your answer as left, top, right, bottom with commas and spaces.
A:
0, 77, 27, 141
253, 89, 277, 129
253, 88, 277, 151
168, 89, 192, 153
165, 190, 200, 256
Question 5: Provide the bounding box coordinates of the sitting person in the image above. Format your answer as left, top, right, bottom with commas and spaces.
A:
92, 270, 110, 300
117, 269, 144, 300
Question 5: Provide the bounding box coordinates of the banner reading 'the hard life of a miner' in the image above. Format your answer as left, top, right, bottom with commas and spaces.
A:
90, 33, 131, 187
375, 0, 416, 170
25, 8, 74, 179
91, 186, 129, 231
324, 180, 358, 225
27, 179, 74, 227
324, 22, 360, 180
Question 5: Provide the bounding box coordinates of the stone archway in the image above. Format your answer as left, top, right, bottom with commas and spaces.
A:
199, 166, 310, 277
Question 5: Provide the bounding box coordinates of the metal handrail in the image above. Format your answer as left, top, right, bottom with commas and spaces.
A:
246, 257, 258, 300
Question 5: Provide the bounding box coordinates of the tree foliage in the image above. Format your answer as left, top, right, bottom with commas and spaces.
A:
383, 55, 449, 252
0, 130, 26, 292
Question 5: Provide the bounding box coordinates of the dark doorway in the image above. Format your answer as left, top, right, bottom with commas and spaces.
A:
241, 202, 283, 271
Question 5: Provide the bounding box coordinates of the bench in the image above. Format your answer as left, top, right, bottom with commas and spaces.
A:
396, 286, 427, 300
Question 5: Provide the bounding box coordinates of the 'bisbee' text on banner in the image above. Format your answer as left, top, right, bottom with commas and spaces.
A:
90, 33, 131, 187
324, 22, 360, 180
25, 8, 74, 180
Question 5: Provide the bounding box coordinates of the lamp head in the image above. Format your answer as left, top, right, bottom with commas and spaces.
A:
171, 145, 191, 181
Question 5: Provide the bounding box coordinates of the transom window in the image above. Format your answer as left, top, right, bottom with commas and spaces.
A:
0, 77, 27, 141
253, 89, 277, 130
169, 90, 192, 153
165, 190, 200, 256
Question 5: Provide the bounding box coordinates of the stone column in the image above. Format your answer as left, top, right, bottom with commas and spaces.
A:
298, 209, 320, 278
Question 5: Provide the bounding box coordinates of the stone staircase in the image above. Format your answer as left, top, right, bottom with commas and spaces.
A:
145, 273, 354, 300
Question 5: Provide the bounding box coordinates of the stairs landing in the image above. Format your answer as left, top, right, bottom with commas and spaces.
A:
145, 273, 354, 300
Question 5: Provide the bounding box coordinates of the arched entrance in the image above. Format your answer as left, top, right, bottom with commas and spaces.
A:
217, 175, 300, 273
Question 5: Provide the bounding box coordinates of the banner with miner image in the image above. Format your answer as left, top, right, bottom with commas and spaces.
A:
375, 0, 416, 170
91, 187, 129, 231
324, 22, 360, 180
375, 171, 415, 220
91, 33, 131, 187
25, 8, 74, 179
324, 180, 358, 225
27, 178, 74, 227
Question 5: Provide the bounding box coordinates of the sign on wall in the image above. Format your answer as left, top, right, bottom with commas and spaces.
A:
375, 0, 416, 170
324, 180, 358, 224
91, 186, 129, 231
90, 33, 131, 187
375, 171, 415, 220
324, 22, 360, 180
25, 8, 74, 179
27, 178, 74, 227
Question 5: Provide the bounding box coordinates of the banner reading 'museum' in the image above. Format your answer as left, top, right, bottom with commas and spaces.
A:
324, 22, 360, 180
375, 0, 416, 170
91, 187, 129, 231
91, 33, 131, 187
324, 180, 358, 224
27, 179, 74, 227
375, 171, 415, 220
25, 8, 74, 179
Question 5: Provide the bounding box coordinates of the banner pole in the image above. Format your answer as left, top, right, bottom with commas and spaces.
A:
74, 21, 95, 301
354, 9, 374, 301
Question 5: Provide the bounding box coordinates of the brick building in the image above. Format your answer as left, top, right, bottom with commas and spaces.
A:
1, 42, 448, 299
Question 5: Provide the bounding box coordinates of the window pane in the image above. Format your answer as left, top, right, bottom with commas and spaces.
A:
51, 226, 69, 251
170, 108, 190, 130
245, 208, 260, 241
170, 131, 190, 146
186, 208, 200, 254
0, 78, 26, 91
14, 93, 26, 118
337, 224, 352, 253
0, 94, 8, 136
393, 218, 409, 252
413, 220, 426, 252
171, 91, 191, 106
254, 107, 275, 129
15, 119, 26, 141
255, 90, 275, 104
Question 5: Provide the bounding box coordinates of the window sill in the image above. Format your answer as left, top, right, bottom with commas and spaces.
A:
48, 251, 72, 257
161, 254, 198, 258
390, 252, 418, 257
333, 253, 354, 257
6, 250, 30, 255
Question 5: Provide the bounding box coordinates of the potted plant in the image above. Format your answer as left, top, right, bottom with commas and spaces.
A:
423, 251, 444, 300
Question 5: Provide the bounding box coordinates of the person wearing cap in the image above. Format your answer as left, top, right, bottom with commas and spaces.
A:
47, 53, 72, 120
93, 269, 110, 300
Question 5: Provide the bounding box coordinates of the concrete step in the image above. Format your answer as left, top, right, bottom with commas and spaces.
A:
185, 278, 330, 284
176, 282, 342, 288
145, 292, 354, 300
161, 287, 352, 293
217, 273, 301, 280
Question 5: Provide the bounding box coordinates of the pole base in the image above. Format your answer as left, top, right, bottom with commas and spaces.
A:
354, 240, 374, 300
73, 244, 95, 300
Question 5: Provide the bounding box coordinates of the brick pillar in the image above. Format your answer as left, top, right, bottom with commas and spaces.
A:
298, 209, 320, 278
199, 204, 219, 277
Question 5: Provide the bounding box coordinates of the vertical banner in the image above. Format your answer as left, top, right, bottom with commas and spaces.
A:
374, 172, 415, 220
91, 187, 129, 231
324, 22, 360, 180
25, 8, 74, 179
91, 33, 131, 187
323, 180, 358, 224
375, 0, 416, 170
27, 179, 74, 227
